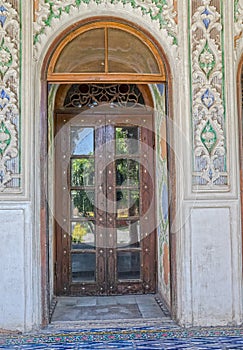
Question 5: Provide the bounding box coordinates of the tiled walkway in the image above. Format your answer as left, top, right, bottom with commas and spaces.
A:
2, 327, 243, 349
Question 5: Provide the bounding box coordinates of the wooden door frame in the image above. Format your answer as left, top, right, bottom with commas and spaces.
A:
54, 110, 157, 296
40, 17, 176, 325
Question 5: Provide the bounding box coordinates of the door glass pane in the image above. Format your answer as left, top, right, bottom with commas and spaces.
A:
117, 251, 141, 280
71, 190, 95, 217
116, 127, 139, 155
116, 190, 139, 218
116, 189, 129, 218
71, 159, 95, 186
71, 127, 94, 155
71, 221, 95, 249
72, 253, 96, 282
54, 28, 105, 73
116, 159, 139, 186
130, 190, 140, 216
117, 221, 140, 248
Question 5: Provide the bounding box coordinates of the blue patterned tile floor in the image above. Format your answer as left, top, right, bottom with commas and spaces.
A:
2, 326, 243, 349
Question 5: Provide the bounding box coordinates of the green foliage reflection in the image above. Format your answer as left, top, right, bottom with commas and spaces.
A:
71, 158, 94, 186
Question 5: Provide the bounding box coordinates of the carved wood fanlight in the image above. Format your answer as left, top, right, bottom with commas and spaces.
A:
47, 21, 166, 83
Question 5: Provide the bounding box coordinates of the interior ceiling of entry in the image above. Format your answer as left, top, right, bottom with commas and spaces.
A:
47, 21, 166, 83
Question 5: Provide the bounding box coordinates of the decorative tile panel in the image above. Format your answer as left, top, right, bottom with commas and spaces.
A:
0, 1, 21, 193
190, 0, 227, 189
33, 0, 178, 50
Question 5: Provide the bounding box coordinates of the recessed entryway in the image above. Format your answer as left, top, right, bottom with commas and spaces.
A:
41, 17, 176, 325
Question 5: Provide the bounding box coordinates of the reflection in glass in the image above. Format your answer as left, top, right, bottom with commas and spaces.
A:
117, 221, 140, 247
116, 159, 139, 186
71, 127, 94, 155
116, 189, 128, 218
71, 190, 95, 217
71, 221, 95, 249
54, 28, 105, 73
116, 190, 139, 218
108, 28, 160, 74
117, 251, 141, 280
72, 253, 96, 282
71, 158, 95, 186
116, 127, 139, 155
130, 190, 139, 216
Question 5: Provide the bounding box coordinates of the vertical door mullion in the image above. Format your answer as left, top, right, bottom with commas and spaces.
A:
95, 119, 107, 294
105, 118, 117, 294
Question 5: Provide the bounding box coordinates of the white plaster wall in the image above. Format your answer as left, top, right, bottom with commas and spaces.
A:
191, 207, 232, 325
0, 210, 25, 330
178, 203, 242, 327
0, 204, 37, 332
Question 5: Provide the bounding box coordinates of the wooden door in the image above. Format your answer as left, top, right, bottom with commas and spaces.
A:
54, 111, 157, 295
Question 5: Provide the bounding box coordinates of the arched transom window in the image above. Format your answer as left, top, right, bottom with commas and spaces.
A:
48, 21, 166, 83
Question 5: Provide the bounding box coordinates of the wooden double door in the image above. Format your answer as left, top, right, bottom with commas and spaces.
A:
55, 110, 157, 295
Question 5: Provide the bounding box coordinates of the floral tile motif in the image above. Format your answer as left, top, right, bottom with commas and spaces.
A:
2, 326, 243, 349
190, 0, 227, 189
0, 2, 20, 192
33, 0, 178, 48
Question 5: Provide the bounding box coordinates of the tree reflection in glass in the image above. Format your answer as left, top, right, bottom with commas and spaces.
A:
116, 127, 139, 155
116, 159, 139, 186
116, 190, 139, 218
71, 158, 95, 186
71, 190, 95, 217
71, 221, 95, 249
